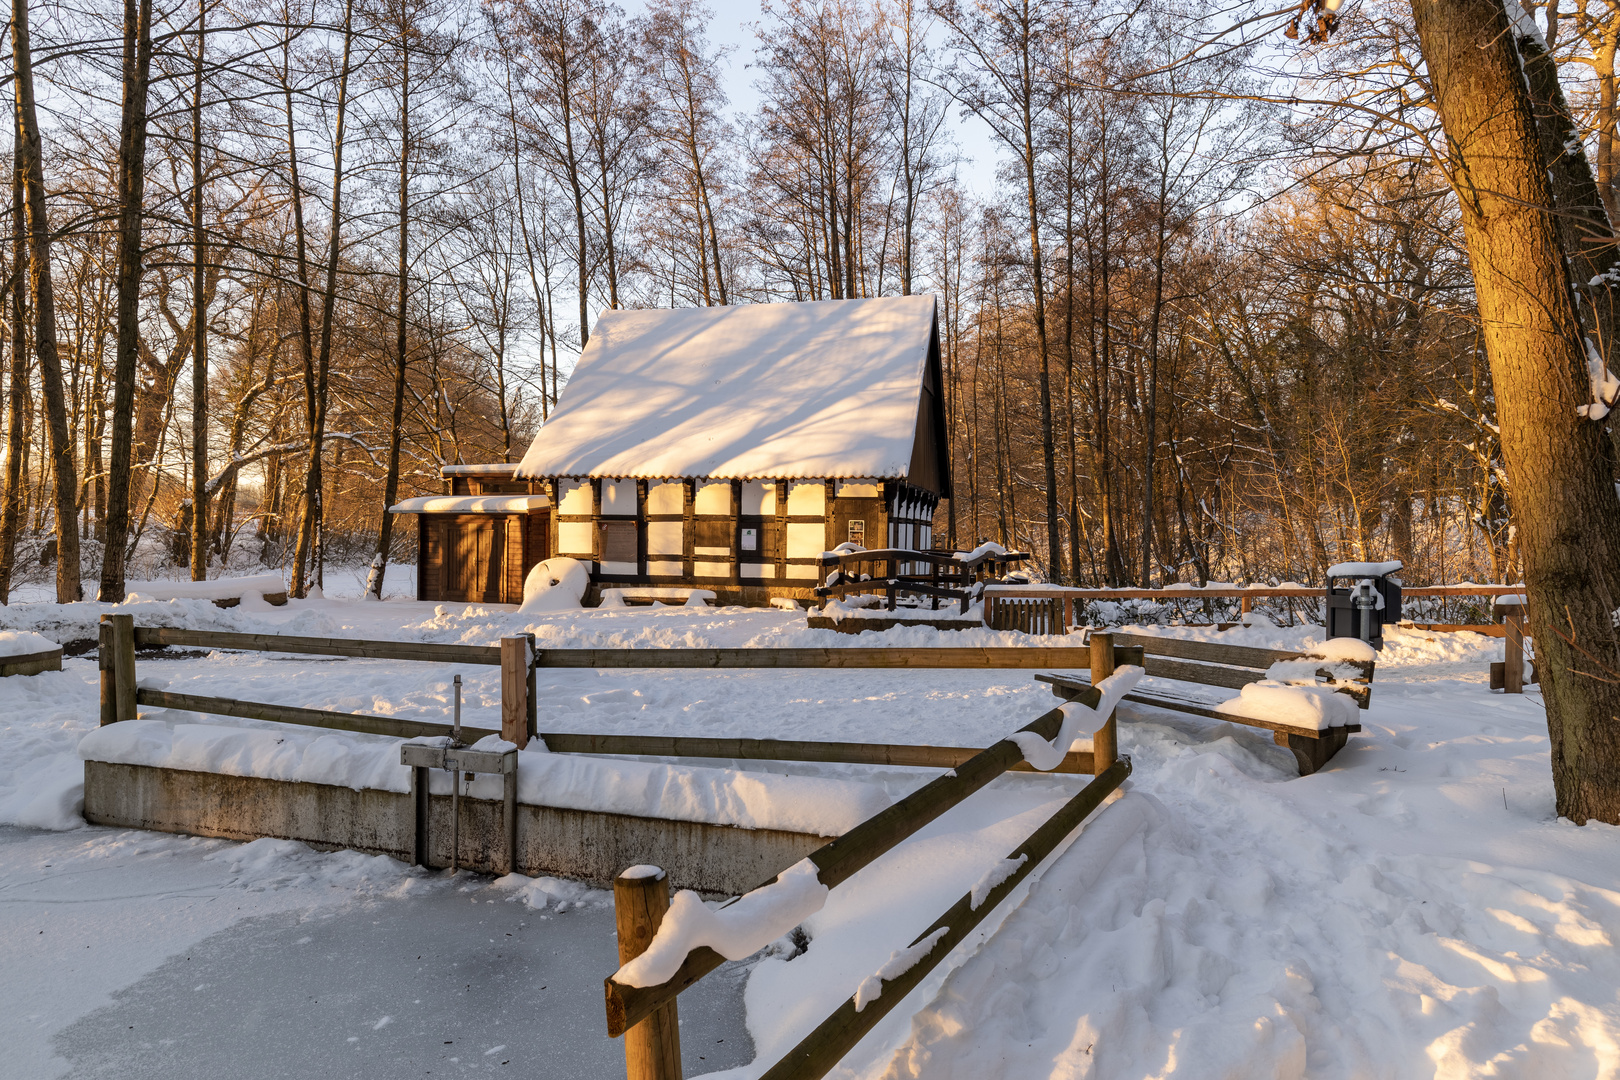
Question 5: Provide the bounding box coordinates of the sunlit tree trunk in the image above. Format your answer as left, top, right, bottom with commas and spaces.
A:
12, 0, 81, 601
1412, 0, 1620, 823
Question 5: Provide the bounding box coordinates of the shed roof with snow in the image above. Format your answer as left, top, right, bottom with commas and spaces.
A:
513, 296, 950, 495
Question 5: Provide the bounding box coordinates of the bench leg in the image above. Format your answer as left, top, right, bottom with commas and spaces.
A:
1274, 727, 1349, 776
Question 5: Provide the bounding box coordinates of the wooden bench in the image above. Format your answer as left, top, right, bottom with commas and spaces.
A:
598, 587, 716, 607
0, 644, 62, 677
1037, 633, 1375, 775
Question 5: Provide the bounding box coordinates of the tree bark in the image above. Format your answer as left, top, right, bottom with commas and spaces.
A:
1517, 26, 1620, 606
0, 154, 23, 603
290, 0, 354, 598
1411, 0, 1620, 823
12, 0, 82, 602
190, 0, 208, 581
370, 17, 411, 601
97, 0, 153, 602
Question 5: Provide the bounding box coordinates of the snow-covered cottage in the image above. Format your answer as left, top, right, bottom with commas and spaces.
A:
391, 295, 951, 605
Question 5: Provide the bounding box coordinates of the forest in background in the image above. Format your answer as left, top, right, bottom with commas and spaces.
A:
0, 0, 1607, 600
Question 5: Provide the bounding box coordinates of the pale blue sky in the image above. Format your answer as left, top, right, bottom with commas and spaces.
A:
623, 0, 1005, 201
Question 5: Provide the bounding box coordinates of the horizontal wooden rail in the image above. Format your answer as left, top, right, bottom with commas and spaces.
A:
816, 548, 1029, 569
603, 686, 1105, 1037
533, 647, 1091, 670
1109, 632, 1295, 669
132, 628, 1093, 671
543, 732, 1091, 775
130, 690, 1092, 775
133, 627, 502, 665
985, 584, 1524, 600
1139, 654, 1259, 690
135, 688, 499, 741
757, 756, 1132, 1080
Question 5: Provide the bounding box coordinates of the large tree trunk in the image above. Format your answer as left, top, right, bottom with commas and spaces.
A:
1412, 0, 1620, 823
12, 0, 81, 602
97, 0, 153, 602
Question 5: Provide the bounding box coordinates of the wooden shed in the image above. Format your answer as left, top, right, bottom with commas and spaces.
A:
392, 295, 950, 606
389, 465, 551, 604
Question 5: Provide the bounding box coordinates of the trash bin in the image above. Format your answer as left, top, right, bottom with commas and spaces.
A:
1325, 561, 1403, 650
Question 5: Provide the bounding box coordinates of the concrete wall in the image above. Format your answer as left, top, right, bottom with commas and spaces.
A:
84, 761, 833, 896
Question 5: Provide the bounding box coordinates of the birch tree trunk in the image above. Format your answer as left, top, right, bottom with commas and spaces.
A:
12, 0, 82, 602
1411, 0, 1620, 823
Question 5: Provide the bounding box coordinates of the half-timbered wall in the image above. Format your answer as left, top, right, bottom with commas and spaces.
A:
556, 480, 595, 562
738, 480, 780, 580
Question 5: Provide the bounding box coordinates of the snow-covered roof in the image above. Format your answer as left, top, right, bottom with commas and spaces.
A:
514, 297, 938, 481
440, 463, 520, 477
388, 495, 550, 514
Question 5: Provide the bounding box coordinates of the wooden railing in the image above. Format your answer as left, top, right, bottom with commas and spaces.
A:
98, 616, 1136, 1079
98, 621, 1110, 770
815, 547, 1029, 613
602, 634, 1133, 1080
983, 583, 1530, 635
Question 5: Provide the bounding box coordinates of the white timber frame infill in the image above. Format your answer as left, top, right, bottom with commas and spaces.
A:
534, 474, 931, 592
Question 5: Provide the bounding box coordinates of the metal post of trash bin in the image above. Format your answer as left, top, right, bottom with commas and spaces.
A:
451, 674, 463, 871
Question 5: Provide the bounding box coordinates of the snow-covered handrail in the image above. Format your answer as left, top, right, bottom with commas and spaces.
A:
603, 679, 1131, 1039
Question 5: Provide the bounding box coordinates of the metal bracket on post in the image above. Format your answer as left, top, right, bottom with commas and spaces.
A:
525, 631, 538, 745
399, 742, 520, 874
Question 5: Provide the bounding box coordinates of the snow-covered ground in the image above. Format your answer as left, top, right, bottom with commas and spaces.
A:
2, 592, 1616, 1079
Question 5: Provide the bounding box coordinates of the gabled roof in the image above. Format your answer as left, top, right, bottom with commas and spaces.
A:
514, 296, 941, 483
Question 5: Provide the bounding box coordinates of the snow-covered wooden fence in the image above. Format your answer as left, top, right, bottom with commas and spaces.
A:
601, 672, 1134, 1080
984, 583, 1527, 634
99, 618, 1111, 773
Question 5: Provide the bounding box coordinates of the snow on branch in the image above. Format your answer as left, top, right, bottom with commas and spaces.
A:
1577, 341, 1620, 420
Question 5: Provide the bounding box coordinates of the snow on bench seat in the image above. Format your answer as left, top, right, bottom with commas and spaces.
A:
77, 720, 887, 837
0, 630, 61, 677
0, 630, 58, 658
127, 574, 289, 609
599, 587, 716, 608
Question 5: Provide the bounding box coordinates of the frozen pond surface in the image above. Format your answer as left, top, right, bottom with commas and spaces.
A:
19, 832, 752, 1079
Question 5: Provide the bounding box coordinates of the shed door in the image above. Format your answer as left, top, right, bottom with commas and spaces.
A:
446, 518, 500, 603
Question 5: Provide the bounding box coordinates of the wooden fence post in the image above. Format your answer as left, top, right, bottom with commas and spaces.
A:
501, 637, 530, 745
1089, 631, 1117, 773
1090, 631, 1115, 683
1092, 715, 1117, 773
109, 614, 136, 722
98, 615, 116, 725
1503, 605, 1525, 695
613, 866, 683, 1080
